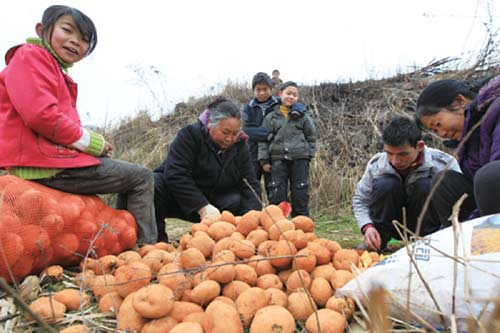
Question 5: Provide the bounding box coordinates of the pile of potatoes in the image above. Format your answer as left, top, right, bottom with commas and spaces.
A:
27, 205, 381, 333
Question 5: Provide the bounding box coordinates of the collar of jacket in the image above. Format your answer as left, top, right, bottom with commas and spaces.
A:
26, 37, 73, 73
376, 146, 433, 175
249, 95, 280, 109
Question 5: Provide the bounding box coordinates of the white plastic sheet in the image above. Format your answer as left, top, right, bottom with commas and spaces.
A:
337, 214, 500, 331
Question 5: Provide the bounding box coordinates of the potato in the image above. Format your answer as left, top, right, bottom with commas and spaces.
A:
234, 264, 257, 285
260, 205, 285, 231
250, 305, 295, 333
236, 287, 268, 326
170, 322, 203, 333
264, 288, 288, 307
257, 240, 276, 256
98, 291, 123, 315
140, 316, 178, 333
287, 290, 317, 321
229, 239, 255, 259
73, 271, 95, 289
291, 215, 314, 232
114, 261, 152, 298
311, 264, 336, 281
305, 308, 346, 333
190, 223, 208, 235
212, 237, 234, 257
268, 219, 295, 241
333, 249, 360, 272
158, 263, 191, 300
325, 296, 356, 319
179, 248, 206, 269
187, 235, 215, 258
26, 297, 66, 324
169, 301, 204, 322
117, 292, 146, 332
208, 221, 236, 241
330, 269, 354, 290
54, 289, 90, 310
278, 269, 293, 284
306, 242, 331, 265
183, 312, 206, 326
190, 280, 221, 305
246, 229, 269, 247
154, 242, 176, 252
213, 295, 236, 307
247, 255, 276, 276
220, 210, 236, 224
313, 238, 342, 257
117, 251, 142, 265
279, 229, 308, 250
268, 240, 297, 269
60, 325, 89, 333
204, 300, 243, 333
231, 231, 245, 240
133, 284, 175, 319
179, 234, 193, 250
40, 265, 63, 281
286, 270, 312, 292
292, 248, 317, 272
141, 249, 175, 273
256, 273, 283, 290
90, 274, 117, 299
95, 255, 122, 275
310, 277, 333, 307
222, 281, 250, 300
237, 210, 261, 235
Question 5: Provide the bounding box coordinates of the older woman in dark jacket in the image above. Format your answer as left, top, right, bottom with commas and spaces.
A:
153, 98, 261, 241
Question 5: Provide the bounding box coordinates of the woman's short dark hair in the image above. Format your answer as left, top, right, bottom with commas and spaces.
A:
207, 97, 241, 127
41, 5, 97, 55
382, 117, 421, 147
415, 77, 492, 122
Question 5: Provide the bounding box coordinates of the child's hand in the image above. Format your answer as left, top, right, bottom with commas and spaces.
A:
102, 141, 113, 157
262, 164, 272, 173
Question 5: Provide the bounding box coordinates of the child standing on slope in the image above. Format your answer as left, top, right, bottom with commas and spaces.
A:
242, 72, 280, 198
0, 5, 158, 244
258, 81, 317, 216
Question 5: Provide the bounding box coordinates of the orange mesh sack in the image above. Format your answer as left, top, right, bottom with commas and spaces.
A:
0, 175, 138, 283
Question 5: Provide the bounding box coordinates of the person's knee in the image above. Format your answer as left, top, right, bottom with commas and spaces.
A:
373, 176, 402, 196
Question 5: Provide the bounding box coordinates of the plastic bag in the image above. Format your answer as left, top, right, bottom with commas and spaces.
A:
337, 214, 500, 332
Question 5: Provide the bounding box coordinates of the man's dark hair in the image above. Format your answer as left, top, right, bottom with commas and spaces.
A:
382, 117, 421, 147
251, 72, 273, 90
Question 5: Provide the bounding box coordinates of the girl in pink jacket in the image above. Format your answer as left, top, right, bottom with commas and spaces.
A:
0, 5, 158, 244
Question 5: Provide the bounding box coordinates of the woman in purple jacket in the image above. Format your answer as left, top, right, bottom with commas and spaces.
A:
415, 75, 500, 226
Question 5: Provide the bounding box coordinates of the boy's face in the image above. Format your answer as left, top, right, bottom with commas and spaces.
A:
37, 14, 89, 64
272, 71, 279, 79
253, 83, 272, 102
279, 86, 298, 107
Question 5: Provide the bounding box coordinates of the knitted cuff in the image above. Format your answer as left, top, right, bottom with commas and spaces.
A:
84, 130, 105, 156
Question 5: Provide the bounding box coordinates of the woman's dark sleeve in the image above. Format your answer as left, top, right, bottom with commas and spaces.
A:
162, 126, 209, 215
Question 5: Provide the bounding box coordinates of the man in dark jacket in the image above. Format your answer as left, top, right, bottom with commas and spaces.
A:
154, 98, 261, 241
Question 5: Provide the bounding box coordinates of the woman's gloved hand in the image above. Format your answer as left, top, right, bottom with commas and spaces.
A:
198, 204, 221, 219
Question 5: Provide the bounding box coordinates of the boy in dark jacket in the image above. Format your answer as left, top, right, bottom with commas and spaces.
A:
242, 72, 280, 197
